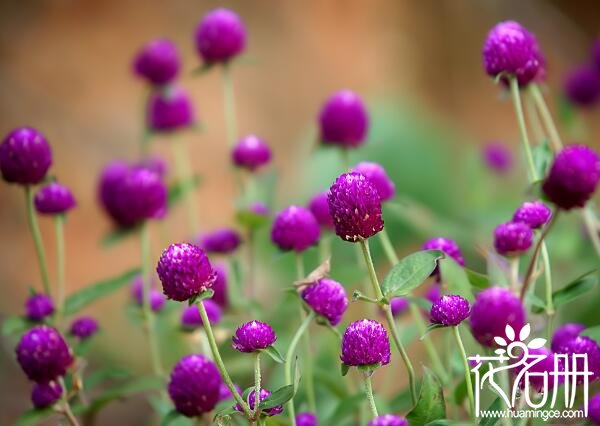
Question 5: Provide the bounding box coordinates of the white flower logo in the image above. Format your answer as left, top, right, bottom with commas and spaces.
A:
493, 323, 546, 356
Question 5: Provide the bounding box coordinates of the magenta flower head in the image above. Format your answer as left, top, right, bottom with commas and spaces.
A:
482, 21, 545, 86
422, 237, 465, 266
341, 319, 391, 367
16, 325, 73, 382
352, 162, 396, 202
156, 243, 216, 302
133, 38, 179, 86
512, 201, 552, 229
195, 8, 246, 65
231, 320, 277, 353
555, 336, 600, 382
212, 262, 229, 308
25, 294, 55, 322
69, 316, 99, 340
181, 300, 222, 330
0, 127, 52, 185
235, 388, 283, 416
301, 278, 349, 326
368, 414, 409, 426
542, 144, 600, 210
390, 297, 409, 317
232, 135, 272, 171
271, 205, 320, 252
493, 221, 533, 257
199, 228, 242, 255
308, 191, 334, 230
482, 142, 513, 173
296, 412, 317, 426
551, 322, 585, 352
31, 381, 62, 408
470, 287, 526, 347
588, 392, 600, 425
564, 65, 600, 107
514, 347, 560, 392
34, 182, 76, 215
319, 90, 369, 148
328, 172, 384, 242
249, 201, 269, 217
147, 86, 195, 133
130, 275, 166, 312
168, 354, 222, 417
430, 294, 470, 326
218, 382, 241, 402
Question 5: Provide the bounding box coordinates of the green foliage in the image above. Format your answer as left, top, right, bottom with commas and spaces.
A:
552, 269, 598, 309
406, 367, 446, 426
381, 250, 444, 297
440, 258, 474, 301
14, 407, 55, 426
1, 316, 33, 337
478, 397, 502, 426
261, 345, 285, 364
258, 384, 294, 410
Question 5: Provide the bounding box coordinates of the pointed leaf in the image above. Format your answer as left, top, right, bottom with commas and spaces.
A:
381, 250, 444, 297
406, 367, 446, 425
2, 316, 34, 337
242, 386, 254, 401
505, 324, 515, 341
552, 269, 598, 308
15, 407, 56, 426
479, 397, 502, 426
527, 338, 546, 350
258, 385, 294, 410
440, 258, 474, 301
262, 346, 285, 364
519, 324, 531, 341
421, 323, 446, 340
341, 363, 350, 377
494, 337, 507, 347
465, 268, 490, 289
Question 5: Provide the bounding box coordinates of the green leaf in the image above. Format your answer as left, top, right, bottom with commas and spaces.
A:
258, 385, 294, 410
406, 296, 432, 311
552, 269, 598, 308
101, 226, 138, 248
84, 366, 132, 390
421, 323, 446, 340
2, 316, 33, 337
381, 250, 444, 297
341, 362, 350, 377
292, 356, 301, 393
425, 421, 455, 426
197, 289, 215, 302
440, 258, 474, 301
261, 346, 285, 364
236, 209, 269, 230
406, 367, 446, 425
161, 409, 182, 426
168, 175, 202, 208
63, 268, 141, 316
242, 386, 254, 401
581, 325, 600, 346
465, 268, 490, 289
478, 397, 502, 426
532, 138, 552, 179
15, 407, 55, 426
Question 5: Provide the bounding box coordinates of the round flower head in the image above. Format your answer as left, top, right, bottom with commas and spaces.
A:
368, 415, 409, 426
31, 381, 62, 408
168, 354, 222, 417
542, 144, 600, 210
218, 382, 241, 402
16, 325, 73, 382
69, 316, 99, 340
0, 127, 52, 185
514, 347, 561, 392
493, 221, 533, 257
211, 262, 229, 308
551, 322, 585, 352
470, 287, 526, 347
232, 320, 276, 353
296, 412, 317, 426
34, 182, 76, 215
133, 38, 180, 86
422, 237, 465, 266
308, 191, 334, 230
231, 135, 272, 171
390, 297, 409, 317
555, 336, 600, 381
482, 142, 512, 173
512, 201, 552, 229
147, 86, 195, 133
426, 284, 442, 304
352, 162, 396, 202
564, 65, 600, 107
249, 201, 269, 216
482, 21, 545, 86
319, 90, 369, 148
588, 392, 600, 425
130, 275, 166, 312
180, 300, 222, 330
199, 228, 242, 255
195, 8, 246, 64
25, 294, 55, 322
328, 172, 384, 242
301, 278, 349, 326
271, 205, 320, 252
235, 387, 283, 416
430, 294, 470, 326
341, 319, 391, 367
156, 243, 216, 302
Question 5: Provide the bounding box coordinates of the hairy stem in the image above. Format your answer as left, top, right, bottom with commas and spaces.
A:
25, 185, 51, 296
254, 353, 262, 418
529, 84, 563, 153
55, 215, 66, 325
453, 326, 475, 424
171, 140, 200, 234
378, 229, 398, 264
509, 77, 537, 182
363, 373, 379, 419
59, 377, 80, 426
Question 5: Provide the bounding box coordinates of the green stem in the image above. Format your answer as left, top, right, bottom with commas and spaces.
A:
509, 257, 520, 294
318, 234, 332, 263
59, 377, 80, 426
379, 229, 399, 264
222, 64, 237, 148
363, 373, 379, 419
453, 326, 475, 424
509, 77, 536, 182
529, 84, 563, 153
582, 208, 600, 260
25, 186, 51, 295
254, 353, 262, 418
340, 148, 351, 172
55, 215, 66, 324
171, 140, 200, 234
247, 229, 256, 298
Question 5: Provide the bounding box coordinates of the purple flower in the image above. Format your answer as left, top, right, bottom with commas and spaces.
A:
195, 8, 246, 64
218, 382, 241, 402
512, 201, 552, 229
69, 316, 99, 340
588, 392, 600, 425
181, 301, 222, 330
147, 86, 195, 133
16, 325, 73, 382
551, 323, 585, 352
555, 336, 600, 382
430, 294, 470, 326
232, 320, 276, 353
319, 90, 369, 148
133, 38, 180, 86
341, 319, 391, 367
296, 412, 318, 426
482, 142, 512, 173
31, 381, 62, 408
308, 191, 334, 230
271, 205, 320, 252
301, 278, 349, 326
470, 287, 526, 347
390, 297, 409, 317
542, 144, 600, 210
422, 237, 465, 266
514, 347, 561, 392
352, 162, 396, 202
199, 228, 242, 255
168, 354, 222, 417
130, 275, 166, 312
482, 21, 545, 86
235, 387, 283, 416
137, 155, 168, 178
232, 135, 272, 171
425, 284, 441, 304
156, 243, 216, 302
25, 294, 55, 322
0, 127, 52, 185
328, 172, 384, 242
368, 414, 409, 426
249, 201, 269, 217
564, 65, 600, 107
212, 262, 229, 308
493, 221, 533, 256
34, 182, 76, 215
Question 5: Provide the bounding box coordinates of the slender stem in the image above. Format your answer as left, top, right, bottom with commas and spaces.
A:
247, 229, 256, 298
453, 326, 475, 424
358, 239, 384, 301
254, 353, 262, 418
318, 234, 332, 263
340, 148, 351, 172
59, 377, 80, 426
171, 140, 200, 234
221, 64, 237, 148
509, 77, 537, 181
363, 373, 379, 419
24, 186, 51, 295
509, 257, 520, 294
379, 229, 399, 264
55, 215, 66, 324
541, 244, 553, 319
582, 208, 600, 259
529, 84, 563, 152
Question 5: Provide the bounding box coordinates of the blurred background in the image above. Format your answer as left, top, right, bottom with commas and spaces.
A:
1, 0, 600, 424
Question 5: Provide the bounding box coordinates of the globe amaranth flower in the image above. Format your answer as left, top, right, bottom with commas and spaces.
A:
514, 347, 561, 392
98, 161, 167, 228
168, 354, 222, 417
218, 382, 241, 402
301, 278, 348, 326
232, 320, 276, 353
352, 162, 396, 202
470, 287, 526, 347
430, 294, 470, 326
31, 381, 62, 408
235, 387, 283, 416
482, 21, 545, 86
512, 201, 552, 229
328, 172, 383, 242
551, 322, 585, 352
493, 221, 533, 256
482, 141, 512, 173
588, 392, 600, 425
422, 237, 465, 266
34, 182, 76, 215
147, 86, 195, 133
133, 38, 180, 86
368, 414, 409, 426
25, 294, 55, 322
199, 228, 242, 255
231, 135, 272, 171
195, 8, 246, 64
16, 325, 73, 382
296, 412, 317, 426
181, 300, 222, 330
271, 205, 320, 251
308, 191, 334, 230
555, 336, 600, 382
157, 243, 216, 302
390, 297, 409, 317
425, 284, 441, 304
319, 90, 369, 148
130, 275, 166, 312
249, 201, 269, 217
69, 316, 99, 340
564, 65, 600, 107
341, 319, 391, 367
542, 144, 600, 210
211, 262, 229, 308
0, 127, 52, 185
